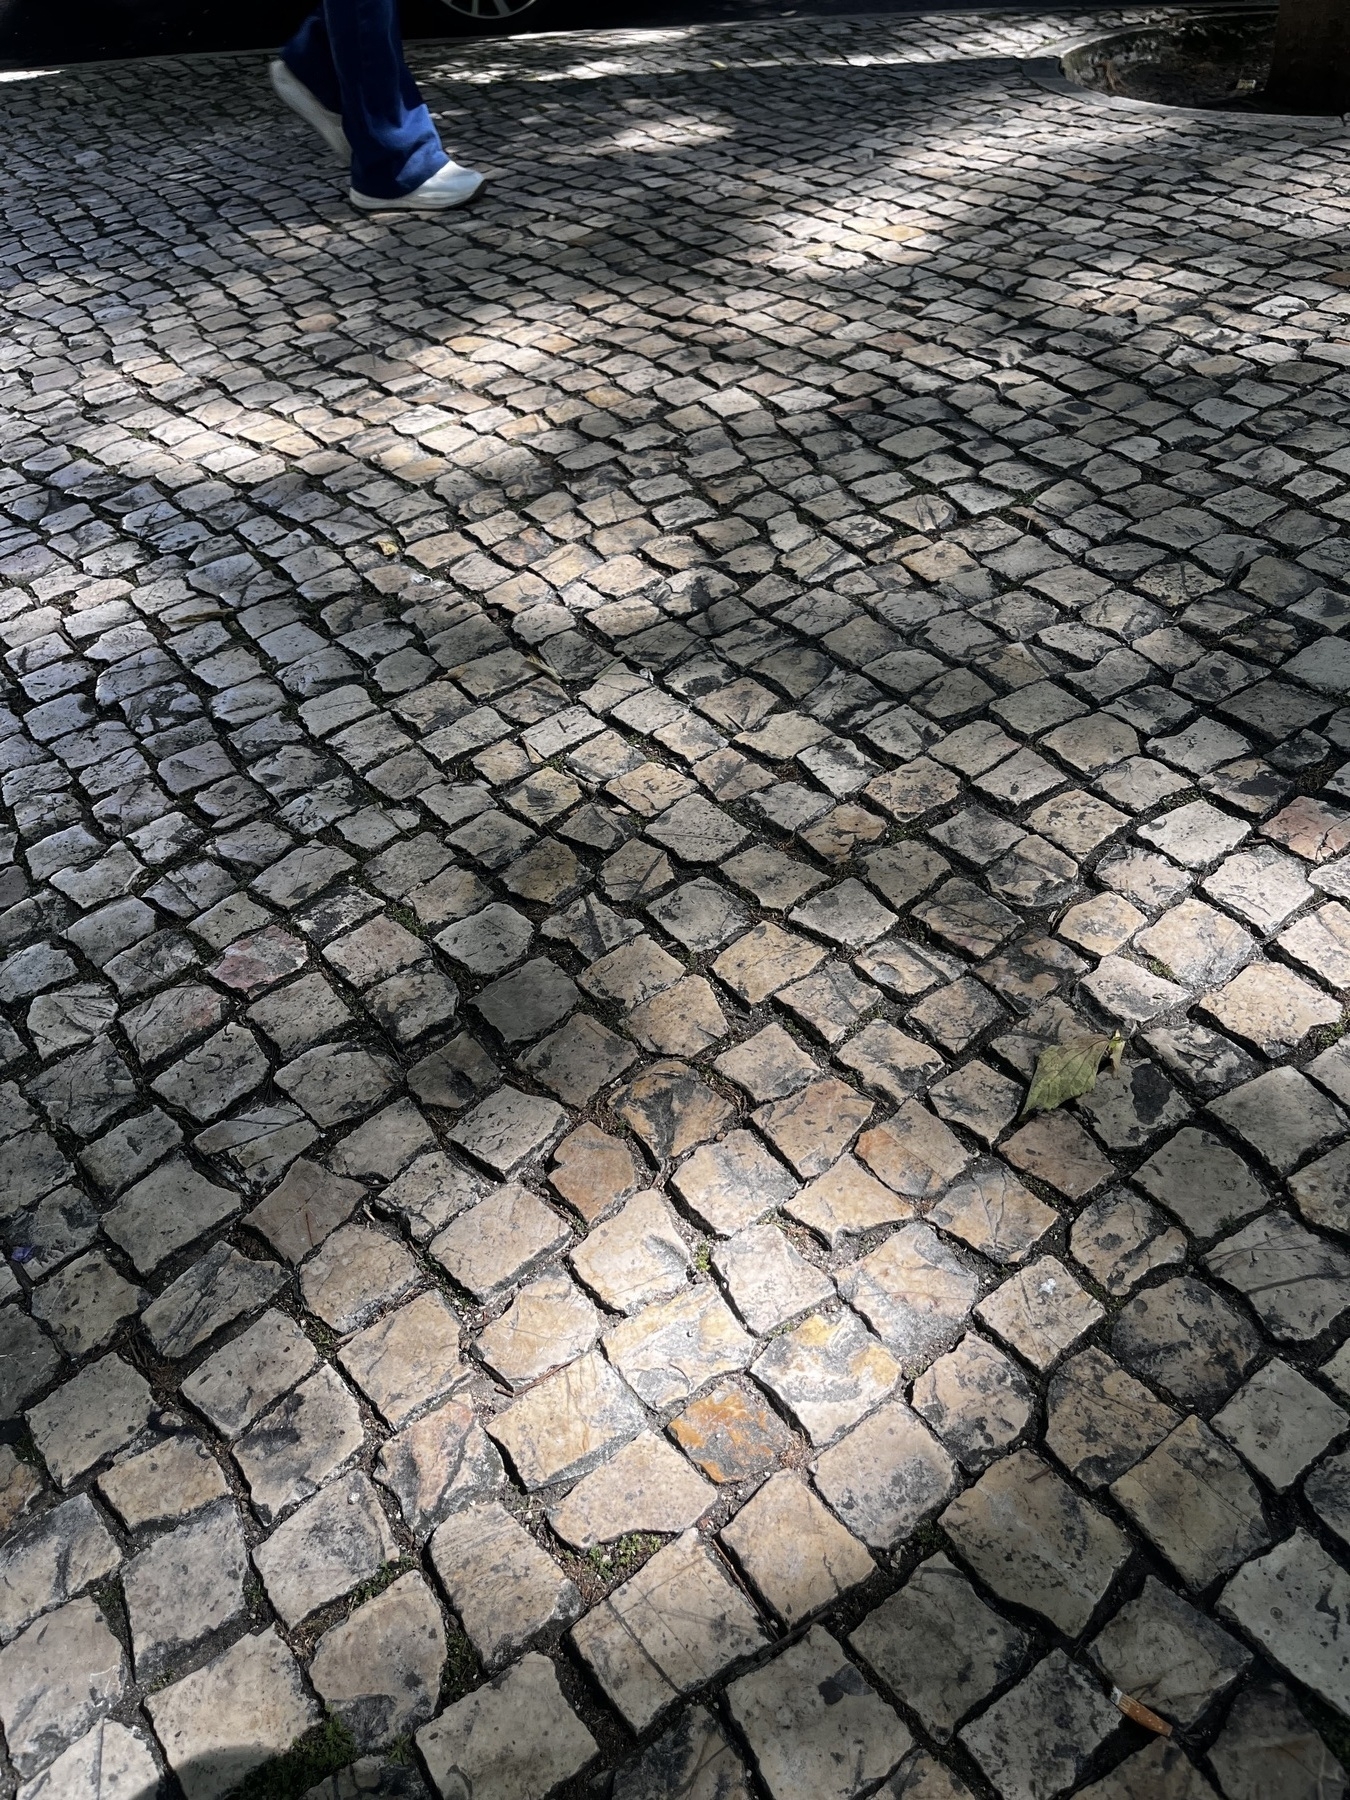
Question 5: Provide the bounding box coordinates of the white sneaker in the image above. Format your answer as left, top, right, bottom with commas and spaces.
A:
269, 58, 350, 160
350, 160, 485, 212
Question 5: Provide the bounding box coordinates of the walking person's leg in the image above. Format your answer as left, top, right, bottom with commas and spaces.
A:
272, 0, 483, 210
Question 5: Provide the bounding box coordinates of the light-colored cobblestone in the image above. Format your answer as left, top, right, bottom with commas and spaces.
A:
4, 10, 1350, 1785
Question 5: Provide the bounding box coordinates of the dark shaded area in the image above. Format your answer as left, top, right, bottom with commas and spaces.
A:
1060, 5, 1343, 115
0, 0, 1102, 69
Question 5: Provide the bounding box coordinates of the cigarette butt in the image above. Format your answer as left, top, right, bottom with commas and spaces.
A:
1111, 1687, 1173, 1736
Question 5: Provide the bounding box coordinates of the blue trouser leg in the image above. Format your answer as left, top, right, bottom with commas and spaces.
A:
282, 0, 448, 199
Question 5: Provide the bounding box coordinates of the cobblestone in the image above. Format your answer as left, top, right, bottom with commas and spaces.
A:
3, 6, 1350, 1790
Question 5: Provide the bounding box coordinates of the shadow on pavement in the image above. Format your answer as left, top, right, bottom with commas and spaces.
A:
0, 0, 1116, 69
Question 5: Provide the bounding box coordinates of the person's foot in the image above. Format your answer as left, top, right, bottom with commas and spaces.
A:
269, 58, 350, 160
350, 160, 485, 212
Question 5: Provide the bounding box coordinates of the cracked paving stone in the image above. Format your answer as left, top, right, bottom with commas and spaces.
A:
416, 1652, 597, 1800
1112, 1414, 1270, 1590
812, 1398, 957, 1550
711, 922, 826, 1006
752, 1308, 899, 1447
310, 1571, 446, 1750
429, 1501, 580, 1670
179, 1308, 317, 1437
712, 1222, 833, 1334
487, 1349, 645, 1490
1087, 1575, 1250, 1731
1045, 1345, 1180, 1491
549, 1430, 714, 1549
1213, 1357, 1346, 1490
28, 1355, 155, 1489
447, 1086, 569, 1176
855, 1102, 971, 1203
1204, 1208, 1350, 1342
615, 1061, 735, 1162
922, 1166, 1055, 1272
839, 1221, 981, 1370
753, 1078, 874, 1180
1219, 1531, 1350, 1715
719, 1470, 872, 1625
784, 1155, 915, 1248
253, 1471, 398, 1627
975, 1256, 1103, 1373
668, 1378, 796, 1484
143, 1241, 286, 1360
13, 1721, 159, 1800
612, 1706, 750, 1800
375, 1395, 505, 1542
1070, 1189, 1186, 1296
101, 1152, 239, 1276
1112, 1275, 1261, 1414
1208, 1066, 1349, 1174
850, 1553, 1027, 1744
671, 1130, 797, 1236
572, 1529, 768, 1732
941, 1449, 1131, 1637
522, 1012, 637, 1108
234, 1362, 365, 1523
1132, 1126, 1269, 1240
0, 1599, 128, 1780
0, 1494, 120, 1645
122, 1499, 248, 1681
300, 1221, 420, 1332
244, 1157, 364, 1264
549, 1123, 640, 1222
1208, 1678, 1348, 1800
570, 1188, 690, 1313
911, 1333, 1035, 1473
145, 1628, 318, 1800
474, 1271, 599, 1390
960, 1650, 1120, 1800
780, 961, 883, 1045
603, 1284, 753, 1410
727, 1627, 911, 1800
97, 1434, 227, 1532
338, 1289, 468, 1427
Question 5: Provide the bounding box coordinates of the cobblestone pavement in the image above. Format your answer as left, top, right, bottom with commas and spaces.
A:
2, 9, 1350, 1798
